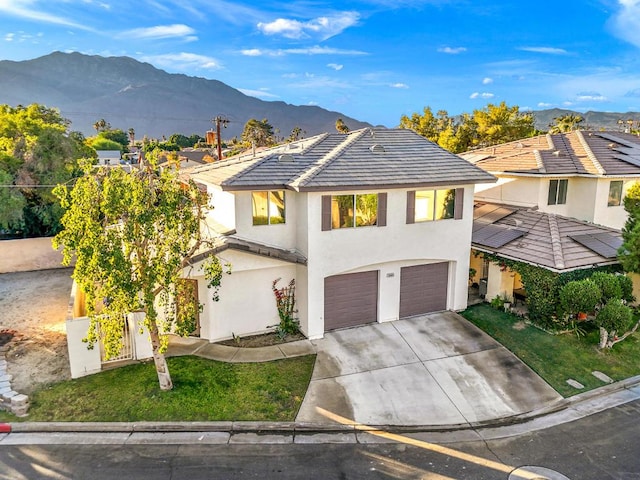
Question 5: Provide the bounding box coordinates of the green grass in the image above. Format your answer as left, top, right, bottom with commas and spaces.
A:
461, 304, 640, 397
0, 355, 315, 422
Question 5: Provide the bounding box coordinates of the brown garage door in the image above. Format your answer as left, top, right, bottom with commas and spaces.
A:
399, 263, 448, 318
324, 271, 378, 331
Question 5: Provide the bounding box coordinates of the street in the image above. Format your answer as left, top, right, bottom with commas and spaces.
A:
1, 399, 639, 479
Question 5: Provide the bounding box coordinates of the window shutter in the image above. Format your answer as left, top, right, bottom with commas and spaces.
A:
406, 191, 415, 224
321, 195, 332, 231
377, 193, 387, 227
454, 188, 464, 220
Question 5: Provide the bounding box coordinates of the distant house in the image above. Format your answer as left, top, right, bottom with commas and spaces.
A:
95, 150, 121, 166
462, 131, 640, 230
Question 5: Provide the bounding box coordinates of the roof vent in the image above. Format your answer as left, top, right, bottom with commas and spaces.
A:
552, 150, 563, 157
370, 144, 386, 153
609, 143, 618, 149
516, 142, 524, 149
278, 154, 295, 163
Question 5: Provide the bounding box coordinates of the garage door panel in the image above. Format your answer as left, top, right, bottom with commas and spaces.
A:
399, 263, 448, 318
325, 271, 378, 331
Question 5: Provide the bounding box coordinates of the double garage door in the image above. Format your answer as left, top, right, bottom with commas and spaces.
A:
324, 263, 449, 331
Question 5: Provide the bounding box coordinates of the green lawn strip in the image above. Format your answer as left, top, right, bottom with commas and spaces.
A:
461, 304, 640, 397
0, 355, 315, 422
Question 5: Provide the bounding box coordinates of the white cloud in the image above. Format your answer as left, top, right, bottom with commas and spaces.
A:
257, 11, 359, 41
482, 77, 493, 84
141, 52, 221, 70
242, 45, 367, 56
241, 48, 264, 57
4, 33, 14, 41
327, 63, 343, 71
0, 0, 92, 30
609, 0, 640, 48
390, 83, 409, 89
575, 92, 608, 102
438, 46, 467, 54
238, 88, 279, 99
518, 46, 568, 55
538, 102, 553, 107
121, 24, 196, 40
470, 92, 495, 99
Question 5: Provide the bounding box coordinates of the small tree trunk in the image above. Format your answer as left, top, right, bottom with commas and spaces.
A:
148, 322, 173, 391
598, 327, 609, 349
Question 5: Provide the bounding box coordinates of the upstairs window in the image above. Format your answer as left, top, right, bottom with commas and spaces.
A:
608, 180, 623, 207
406, 188, 464, 223
321, 193, 387, 230
548, 179, 568, 205
252, 191, 285, 225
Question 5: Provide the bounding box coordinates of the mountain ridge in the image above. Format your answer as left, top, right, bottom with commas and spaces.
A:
0, 51, 371, 139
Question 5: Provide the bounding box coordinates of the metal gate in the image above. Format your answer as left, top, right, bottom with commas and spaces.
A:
98, 313, 135, 364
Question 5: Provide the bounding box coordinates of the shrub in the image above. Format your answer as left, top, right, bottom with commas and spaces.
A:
595, 299, 634, 333
617, 274, 635, 303
590, 272, 622, 303
559, 279, 601, 317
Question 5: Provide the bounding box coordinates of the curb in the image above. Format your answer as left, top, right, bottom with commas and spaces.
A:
3, 375, 640, 438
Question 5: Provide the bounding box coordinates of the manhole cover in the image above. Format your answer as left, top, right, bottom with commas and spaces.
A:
509, 466, 570, 480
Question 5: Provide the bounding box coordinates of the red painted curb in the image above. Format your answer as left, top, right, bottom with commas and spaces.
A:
0, 423, 11, 433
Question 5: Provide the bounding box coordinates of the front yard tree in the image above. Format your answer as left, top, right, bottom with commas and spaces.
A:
53, 158, 219, 390
594, 299, 638, 349
620, 183, 640, 272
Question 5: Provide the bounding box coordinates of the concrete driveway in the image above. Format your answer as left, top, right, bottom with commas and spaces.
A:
296, 311, 562, 426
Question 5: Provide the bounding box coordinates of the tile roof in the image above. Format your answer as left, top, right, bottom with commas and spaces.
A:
472, 202, 622, 272
461, 131, 640, 177
188, 127, 496, 191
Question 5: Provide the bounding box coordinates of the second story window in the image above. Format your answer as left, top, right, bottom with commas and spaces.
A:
406, 188, 464, 223
321, 193, 387, 231
548, 179, 568, 205
252, 191, 285, 225
608, 180, 623, 207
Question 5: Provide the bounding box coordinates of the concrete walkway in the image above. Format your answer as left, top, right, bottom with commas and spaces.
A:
166, 312, 562, 428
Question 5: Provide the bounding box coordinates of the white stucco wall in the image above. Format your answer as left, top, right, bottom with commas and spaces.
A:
302, 186, 474, 339
194, 249, 298, 342
0, 237, 69, 273
485, 262, 516, 302
474, 176, 538, 207
592, 178, 635, 230
205, 184, 236, 231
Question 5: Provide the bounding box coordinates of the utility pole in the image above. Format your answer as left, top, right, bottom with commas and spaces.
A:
212, 115, 229, 161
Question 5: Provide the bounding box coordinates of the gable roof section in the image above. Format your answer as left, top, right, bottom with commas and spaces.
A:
462, 131, 640, 177
472, 202, 622, 272
189, 127, 496, 192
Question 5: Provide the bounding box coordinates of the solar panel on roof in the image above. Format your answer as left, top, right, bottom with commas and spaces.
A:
472, 224, 526, 248
474, 204, 516, 223
570, 234, 621, 259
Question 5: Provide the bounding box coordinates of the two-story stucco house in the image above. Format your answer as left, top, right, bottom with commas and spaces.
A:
462, 130, 640, 230
183, 127, 496, 341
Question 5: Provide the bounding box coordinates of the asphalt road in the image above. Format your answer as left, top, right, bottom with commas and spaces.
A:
1, 399, 640, 480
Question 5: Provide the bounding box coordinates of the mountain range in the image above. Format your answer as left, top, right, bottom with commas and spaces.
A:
1, 52, 640, 140
0, 51, 371, 140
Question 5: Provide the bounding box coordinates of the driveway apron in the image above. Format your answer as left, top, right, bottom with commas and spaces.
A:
296, 311, 562, 426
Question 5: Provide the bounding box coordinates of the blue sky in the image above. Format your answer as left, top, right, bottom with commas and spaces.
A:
1, 1, 640, 127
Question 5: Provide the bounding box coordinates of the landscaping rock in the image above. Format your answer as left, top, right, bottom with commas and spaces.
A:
566, 379, 585, 389
592, 371, 614, 384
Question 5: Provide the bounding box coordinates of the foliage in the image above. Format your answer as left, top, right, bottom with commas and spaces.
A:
241, 118, 275, 147
590, 271, 623, 304
0, 103, 86, 237
559, 279, 602, 317
399, 102, 537, 153
272, 278, 299, 339
335, 118, 350, 133
96, 129, 129, 148
549, 114, 583, 133
52, 159, 220, 390
490, 294, 505, 310
594, 299, 637, 349
1, 355, 315, 422
287, 126, 305, 142
619, 182, 640, 273
617, 274, 635, 303
88, 137, 123, 152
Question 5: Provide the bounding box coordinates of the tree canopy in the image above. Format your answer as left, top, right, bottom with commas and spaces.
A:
241, 118, 275, 147
619, 183, 640, 273
53, 158, 222, 390
0, 104, 89, 237
399, 102, 537, 153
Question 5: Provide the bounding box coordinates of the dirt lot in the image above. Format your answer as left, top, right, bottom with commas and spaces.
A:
0, 268, 74, 394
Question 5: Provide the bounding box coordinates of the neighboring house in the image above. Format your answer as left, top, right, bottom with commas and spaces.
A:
461, 131, 640, 230
95, 150, 122, 166
469, 202, 623, 303
182, 127, 496, 341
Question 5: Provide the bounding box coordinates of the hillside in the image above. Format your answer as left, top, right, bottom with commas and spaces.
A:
0, 52, 370, 139
533, 108, 640, 131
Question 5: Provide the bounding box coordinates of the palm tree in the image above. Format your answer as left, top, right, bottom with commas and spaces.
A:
128, 128, 135, 146
549, 114, 583, 133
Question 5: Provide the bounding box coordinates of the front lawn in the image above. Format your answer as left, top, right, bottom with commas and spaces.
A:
461, 304, 640, 397
0, 355, 315, 422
